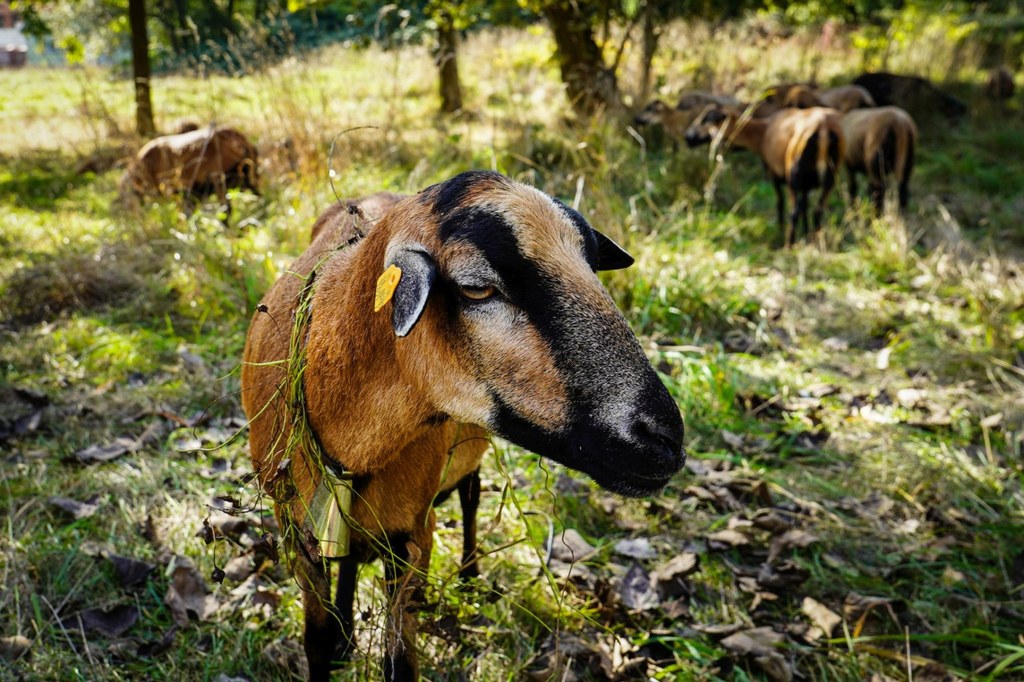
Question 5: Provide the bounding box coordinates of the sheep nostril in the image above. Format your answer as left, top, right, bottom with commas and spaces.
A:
635, 417, 685, 469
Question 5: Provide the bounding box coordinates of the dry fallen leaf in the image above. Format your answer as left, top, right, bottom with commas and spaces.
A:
650, 552, 700, 598
613, 537, 657, 560
708, 529, 751, 549
71, 436, 141, 464
108, 554, 156, 588
49, 496, 100, 520
550, 529, 597, 563
65, 604, 139, 638
720, 627, 792, 682
165, 555, 219, 626
801, 596, 842, 640
618, 562, 660, 611
768, 529, 819, 562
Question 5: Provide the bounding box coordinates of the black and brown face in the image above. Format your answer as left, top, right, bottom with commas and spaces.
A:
633, 100, 670, 127
684, 106, 728, 148
382, 170, 685, 497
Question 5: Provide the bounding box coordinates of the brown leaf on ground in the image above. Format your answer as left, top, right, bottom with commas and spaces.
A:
801, 596, 842, 641
207, 510, 249, 539
756, 560, 810, 591
108, 554, 155, 587
751, 508, 795, 533
65, 604, 139, 638
549, 558, 597, 591
613, 537, 657, 560
692, 622, 745, 637
49, 495, 100, 520
550, 528, 597, 563
720, 627, 792, 682
767, 529, 819, 562
0, 635, 32, 661
650, 552, 700, 598
618, 562, 660, 611
165, 555, 219, 626
707, 529, 750, 549
843, 592, 904, 636
223, 556, 254, 582
70, 436, 141, 464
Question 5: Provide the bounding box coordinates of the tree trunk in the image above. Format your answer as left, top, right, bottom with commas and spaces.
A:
128, 0, 155, 137
542, 3, 621, 117
436, 23, 463, 114
639, 5, 660, 105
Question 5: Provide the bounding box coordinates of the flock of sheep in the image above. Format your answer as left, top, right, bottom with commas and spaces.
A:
634, 68, 1013, 245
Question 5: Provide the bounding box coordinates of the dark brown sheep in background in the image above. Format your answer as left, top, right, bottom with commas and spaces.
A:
119, 125, 260, 217
816, 85, 877, 112
853, 71, 967, 120
987, 65, 1015, 101
633, 92, 742, 147
840, 106, 918, 214
685, 105, 845, 246
241, 170, 685, 680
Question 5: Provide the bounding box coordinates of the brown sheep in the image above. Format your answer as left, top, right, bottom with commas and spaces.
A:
241, 170, 686, 681
853, 71, 967, 120
633, 92, 745, 147
840, 106, 917, 214
685, 105, 845, 246
816, 85, 877, 112
781, 84, 824, 109
119, 125, 260, 217
750, 82, 816, 118
987, 65, 1015, 101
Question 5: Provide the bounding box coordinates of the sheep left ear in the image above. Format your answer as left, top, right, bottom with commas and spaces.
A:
387, 247, 437, 337
594, 231, 634, 271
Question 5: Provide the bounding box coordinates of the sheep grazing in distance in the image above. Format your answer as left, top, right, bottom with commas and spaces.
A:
750, 82, 817, 117
633, 92, 743, 147
815, 85, 877, 112
685, 105, 845, 247
241, 170, 686, 681
781, 84, 824, 109
987, 65, 1015, 101
853, 71, 968, 120
840, 106, 918, 214
119, 125, 260, 218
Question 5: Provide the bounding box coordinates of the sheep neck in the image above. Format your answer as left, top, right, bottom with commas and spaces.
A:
301, 227, 435, 475
725, 115, 769, 156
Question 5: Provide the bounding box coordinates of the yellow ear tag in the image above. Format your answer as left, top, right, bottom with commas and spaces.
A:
374, 265, 402, 312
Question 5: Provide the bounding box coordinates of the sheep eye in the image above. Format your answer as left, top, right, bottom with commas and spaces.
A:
460, 285, 496, 302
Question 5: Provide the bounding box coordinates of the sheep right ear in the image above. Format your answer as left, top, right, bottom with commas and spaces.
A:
386, 247, 437, 338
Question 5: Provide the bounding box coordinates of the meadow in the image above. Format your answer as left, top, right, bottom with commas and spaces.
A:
1, 15, 1023, 681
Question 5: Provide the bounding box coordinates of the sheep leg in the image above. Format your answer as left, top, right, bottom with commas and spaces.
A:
457, 469, 481, 580
847, 170, 858, 204
898, 178, 911, 213
792, 190, 809, 244
294, 546, 341, 682
772, 177, 789, 248
333, 556, 359, 665
869, 181, 885, 215
815, 172, 836, 234
382, 518, 433, 682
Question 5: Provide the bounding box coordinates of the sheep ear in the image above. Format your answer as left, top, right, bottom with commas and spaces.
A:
388, 247, 437, 337
594, 231, 634, 271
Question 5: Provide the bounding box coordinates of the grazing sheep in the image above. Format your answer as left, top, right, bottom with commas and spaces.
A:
633, 99, 693, 147
750, 82, 816, 117
119, 125, 260, 217
816, 85, 877, 112
840, 106, 917, 214
241, 170, 686, 681
987, 65, 1015, 101
781, 84, 824, 109
853, 71, 967, 120
685, 105, 845, 246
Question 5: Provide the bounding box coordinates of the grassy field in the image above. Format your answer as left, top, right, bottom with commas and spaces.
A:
2, 15, 1024, 681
